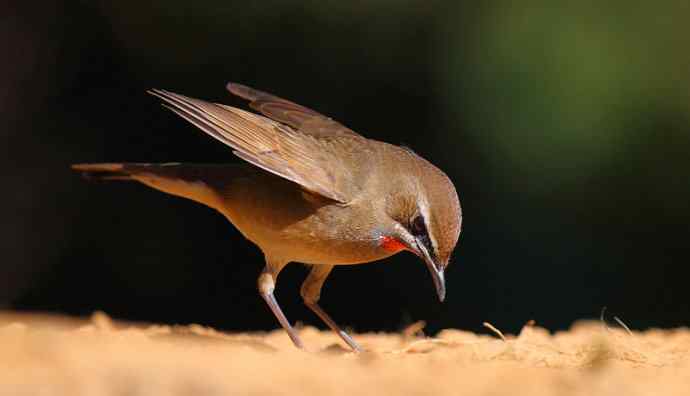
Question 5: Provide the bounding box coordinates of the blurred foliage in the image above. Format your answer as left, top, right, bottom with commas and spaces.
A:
444, 1, 690, 192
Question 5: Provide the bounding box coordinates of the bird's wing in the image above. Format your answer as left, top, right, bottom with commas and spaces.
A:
149, 89, 368, 203
226, 82, 362, 139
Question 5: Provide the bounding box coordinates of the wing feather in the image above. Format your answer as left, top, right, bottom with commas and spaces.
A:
226, 82, 361, 139
149, 89, 365, 203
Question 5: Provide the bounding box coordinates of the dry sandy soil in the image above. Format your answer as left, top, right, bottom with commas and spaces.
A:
1, 312, 689, 395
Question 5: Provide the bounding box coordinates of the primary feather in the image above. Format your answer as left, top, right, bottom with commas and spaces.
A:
149, 89, 365, 203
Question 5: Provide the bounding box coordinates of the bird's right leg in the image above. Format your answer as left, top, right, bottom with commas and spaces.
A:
257, 259, 304, 349
301, 265, 362, 352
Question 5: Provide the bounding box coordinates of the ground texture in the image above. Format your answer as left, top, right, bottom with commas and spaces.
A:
2, 312, 689, 395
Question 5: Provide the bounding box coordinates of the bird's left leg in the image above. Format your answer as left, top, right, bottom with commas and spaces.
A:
301, 265, 362, 352
258, 258, 304, 349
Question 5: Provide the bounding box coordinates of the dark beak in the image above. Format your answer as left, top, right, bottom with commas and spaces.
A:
416, 241, 446, 302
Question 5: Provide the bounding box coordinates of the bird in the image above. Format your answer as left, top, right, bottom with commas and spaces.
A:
72, 83, 462, 352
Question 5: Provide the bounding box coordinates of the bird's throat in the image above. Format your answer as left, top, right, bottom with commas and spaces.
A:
379, 236, 408, 253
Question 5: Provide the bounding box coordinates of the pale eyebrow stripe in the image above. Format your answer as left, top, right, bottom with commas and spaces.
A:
421, 206, 438, 258
400, 147, 439, 258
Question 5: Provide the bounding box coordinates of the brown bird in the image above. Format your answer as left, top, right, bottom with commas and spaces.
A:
72, 83, 462, 352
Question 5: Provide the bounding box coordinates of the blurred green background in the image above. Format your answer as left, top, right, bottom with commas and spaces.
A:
3, 0, 690, 335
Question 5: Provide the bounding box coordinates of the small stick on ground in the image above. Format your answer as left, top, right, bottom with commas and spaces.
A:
402, 320, 426, 339
614, 316, 633, 336
483, 322, 506, 341
600, 307, 612, 333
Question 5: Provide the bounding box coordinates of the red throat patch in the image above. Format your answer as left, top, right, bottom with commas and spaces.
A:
379, 236, 408, 253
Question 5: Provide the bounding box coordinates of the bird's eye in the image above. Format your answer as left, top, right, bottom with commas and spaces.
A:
410, 215, 427, 236
409, 214, 435, 258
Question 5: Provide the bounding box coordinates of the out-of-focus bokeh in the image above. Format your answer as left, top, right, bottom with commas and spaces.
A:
3, 0, 690, 335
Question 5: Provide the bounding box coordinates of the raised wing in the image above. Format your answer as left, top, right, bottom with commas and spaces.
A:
149, 89, 367, 203
226, 82, 362, 139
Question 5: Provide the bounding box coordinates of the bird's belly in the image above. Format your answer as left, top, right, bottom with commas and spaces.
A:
214, 172, 392, 265
230, 214, 393, 265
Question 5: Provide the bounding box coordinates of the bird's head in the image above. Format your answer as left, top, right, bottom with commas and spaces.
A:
377, 148, 462, 302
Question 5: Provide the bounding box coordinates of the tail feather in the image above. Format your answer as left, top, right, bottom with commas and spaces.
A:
71, 162, 223, 210
71, 163, 134, 180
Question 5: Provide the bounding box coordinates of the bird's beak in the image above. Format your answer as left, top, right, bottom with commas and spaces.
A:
415, 240, 446, 302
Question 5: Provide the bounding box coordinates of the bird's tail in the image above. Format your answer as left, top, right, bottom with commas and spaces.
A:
71, 163, 142, 181
71, 162, 226, 210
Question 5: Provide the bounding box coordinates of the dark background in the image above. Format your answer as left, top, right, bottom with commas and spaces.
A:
3, 1, 690, 336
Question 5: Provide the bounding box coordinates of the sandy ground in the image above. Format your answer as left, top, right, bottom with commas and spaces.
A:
1, 312, 689, 395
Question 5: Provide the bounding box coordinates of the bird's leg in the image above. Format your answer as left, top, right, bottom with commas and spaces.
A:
301, 265, 362, 352
257, 260, 304, 349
